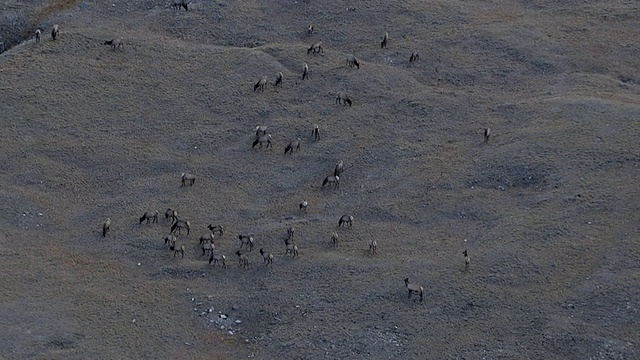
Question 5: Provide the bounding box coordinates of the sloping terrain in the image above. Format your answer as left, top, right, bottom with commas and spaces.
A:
1, 0, 639, 359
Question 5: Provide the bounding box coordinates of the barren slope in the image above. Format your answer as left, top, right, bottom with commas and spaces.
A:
1, 0, 639, 359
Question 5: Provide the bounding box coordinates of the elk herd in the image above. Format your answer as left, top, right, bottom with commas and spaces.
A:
30, 1, 484, 305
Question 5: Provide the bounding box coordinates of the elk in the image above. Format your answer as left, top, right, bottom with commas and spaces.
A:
102, 218, 111, 237
252, 134, 272, 149
199, 232, 215, 244
238, 234, 254, 251
285, 243, 299, 258
165, 209, 178, 223
164, 235, 177, 247
103, 37, 123, 50
302, 63, 309, 80
201, 239, 215, 256
170, 219, 191, 235
254, 76, 268, 91
404, 278, 424, 302
286, 226, 295, 243
312, 124, 320, 140
172, 0, 188, 10
139, 210, 159, 224
299, 200, 308, 212
336, 91, 352, 106
307, 24, 314, 35
207, 224, 224, 236
322, 175, 339, 188
284, 138, 301, 154
484, 128, 491, 143
338, 214, 353, 227
209, 253, 227, 267
334, 160, 344, 177
35, 29, 41, 43
345, 54, 360, 69
236, 250, 249, 269
254, 125, 268, 136
463, 249, 470, 269
181, 172, 196, 186
51, 24, 59, 41
259, 248, 273, 265
409, 51, 420, 63
331, 231, 339, 247
307, 41, 323, 54
369, 239, 378, 255
275, 71, 283, 87
381, 31, 388, 48
174, 245, 186, 258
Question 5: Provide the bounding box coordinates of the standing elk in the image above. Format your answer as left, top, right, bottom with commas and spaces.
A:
299, 200, 308, 212
51, 24, 59, 41
164, 235, 177, 247
381, 31, 388, 48
331, 231, 339, 247
255, 125, 268, 136
209, 253, 227, 267
172, 0, 188, 10
302, 63, 309, 80
369, 239, 378, 255
103, 37, 123, 50
285, 243, 299, 258
238, 234, 254, 251
346, 54, 360, 69
181, 173, 196, 186
254, 76, 268, 91
275, 71, 283, 87
252, 134, 272, 149
334, 160, 344, 177
284, 138, 301, 154
201, 239, 215, 256
165, 209, 178, 223
174, 245, 186, 258
236, 250, 249, 268
140, 210, 159, 224
312, 124, 320, 140
207, 224, 224, 236
307, 41, 323, 54
259, 248, 273, 265
322, 175, 340, 188
336, 91, 352, 106
170, 219, 191, 235
307, 24, 314, 35
463, 249, 470, 269
35, 29, 41, 43
484, 128, 491, 143
286, 226, 295, 243
338, 214, 353, 227
409, 51, 420, 63
404, 278, 424, 302
199, 232, 215, 244
102, 218, 111, 237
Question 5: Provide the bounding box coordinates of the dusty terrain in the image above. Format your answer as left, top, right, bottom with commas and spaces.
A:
1, 0, 639, 359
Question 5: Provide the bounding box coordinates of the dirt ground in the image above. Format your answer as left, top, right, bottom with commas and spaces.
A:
0, 0, 638, 359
